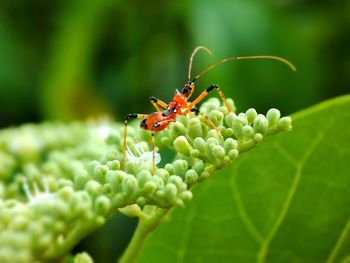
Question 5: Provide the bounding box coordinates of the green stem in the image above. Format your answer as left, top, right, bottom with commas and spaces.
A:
119, 208, 171, 263
44, 220, 99, 261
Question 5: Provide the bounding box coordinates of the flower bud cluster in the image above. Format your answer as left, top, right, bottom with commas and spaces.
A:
158, 98, 291, 176
0, 98, 291, 262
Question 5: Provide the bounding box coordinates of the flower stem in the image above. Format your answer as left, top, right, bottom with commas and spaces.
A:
118, 208, 171, 263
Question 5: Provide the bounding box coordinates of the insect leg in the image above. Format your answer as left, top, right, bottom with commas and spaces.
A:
150, 119, 175, 174
186, 84, 231, 113
123, 113, 148, 171
149, 96, 168, 112
190, 107, 221, 135
151, 128, 156, 175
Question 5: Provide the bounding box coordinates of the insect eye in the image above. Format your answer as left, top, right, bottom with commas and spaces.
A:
140, 119, 148, 129
182, 88, 189, 95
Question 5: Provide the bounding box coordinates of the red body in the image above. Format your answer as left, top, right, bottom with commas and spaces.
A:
140, 92, 188, 132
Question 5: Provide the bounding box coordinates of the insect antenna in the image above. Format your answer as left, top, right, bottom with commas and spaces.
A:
188, 46, 213, 81
192, 55, 296, 82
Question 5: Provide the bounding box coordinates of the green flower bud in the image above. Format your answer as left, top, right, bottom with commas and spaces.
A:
208, 110, 224, 126
102, 183, 112, 195
106, 160, 120, 170
136, 197, 147, 206
173, 136, 191, 156
190, 149, 202, 158
171, 122, 186, 137
151, 175, 165, 189
236, 115, 248, 125
155, 190, 165, 199
204, 164, 215, 174
88, 160, 100, 173
122, 175, 138, 197
23, 163, 40, 178
136, 170, 152, 188
266, 108, 281, 127
206, 137, 219, 147
224, 138, 238, 151
104, 149, 119, 162
160, 136, 170, 145
253, 114, 268, 134
279, 116, 292, 131
42, 162, 59, 176
164, 163, 174, 174
112, 193, 126, 207
173, 160, 188, 177
93, 165, 108, 182
176, 115, 189, 127
193, 137, 206, 153
242, 125, 254, 138
230, 118, 244, 138
165, 183, 178, 200
226, 98, 236, 113
74, 170, 89, 190
200, 97, 221, 114
192, 160, 204, 175
57, 179, 73, 189
95, 195, 111, 216
119, 204, 142, 218
142, 181, 157, 195
197, 171, 210, 182
254, 133, 263, 143
212, 145, 226, 160
126, 161, 145, 175
180, 191, 193, 204
70, 192, 92, 217
174, 198, 185, 208
188, 118, 203, 138
155, 169, 169, 181
57, 186, 74, 200
168, 176, 187, 191
206, 129, 221, 140
223, 156, 231, 164
246, 108, 258, 124
74, 252, 94, 263
185, 169, 198, 186
224, 112, 236, 127
228, 149, 239, 160
85, 180, 102, 196
224, 127, 234, 137
106, 171, 122, 192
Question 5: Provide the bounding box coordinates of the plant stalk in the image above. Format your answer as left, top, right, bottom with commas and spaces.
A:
118, 208, 171, 263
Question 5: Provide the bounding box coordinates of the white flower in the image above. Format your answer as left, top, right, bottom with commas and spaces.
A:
126, 142, 161, 165
88, 116, 112, 140
23, 177, 54, 205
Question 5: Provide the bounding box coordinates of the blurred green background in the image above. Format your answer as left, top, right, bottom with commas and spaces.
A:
0, 0, 349, 261
0, 0, 349, 129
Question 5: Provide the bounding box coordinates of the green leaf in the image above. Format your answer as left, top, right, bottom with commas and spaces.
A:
137, 95, 350, 263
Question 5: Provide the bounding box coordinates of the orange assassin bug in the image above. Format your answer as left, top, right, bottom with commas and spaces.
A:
123, 46, 296, 174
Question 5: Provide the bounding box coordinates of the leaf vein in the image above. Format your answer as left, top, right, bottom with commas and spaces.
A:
229, 177, 264, 244
326, 218, 350, 263
176, 204, 197, 263
257, 132, 324, 263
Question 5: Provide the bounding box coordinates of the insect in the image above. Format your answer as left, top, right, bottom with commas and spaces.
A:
123, 46, 296, 174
